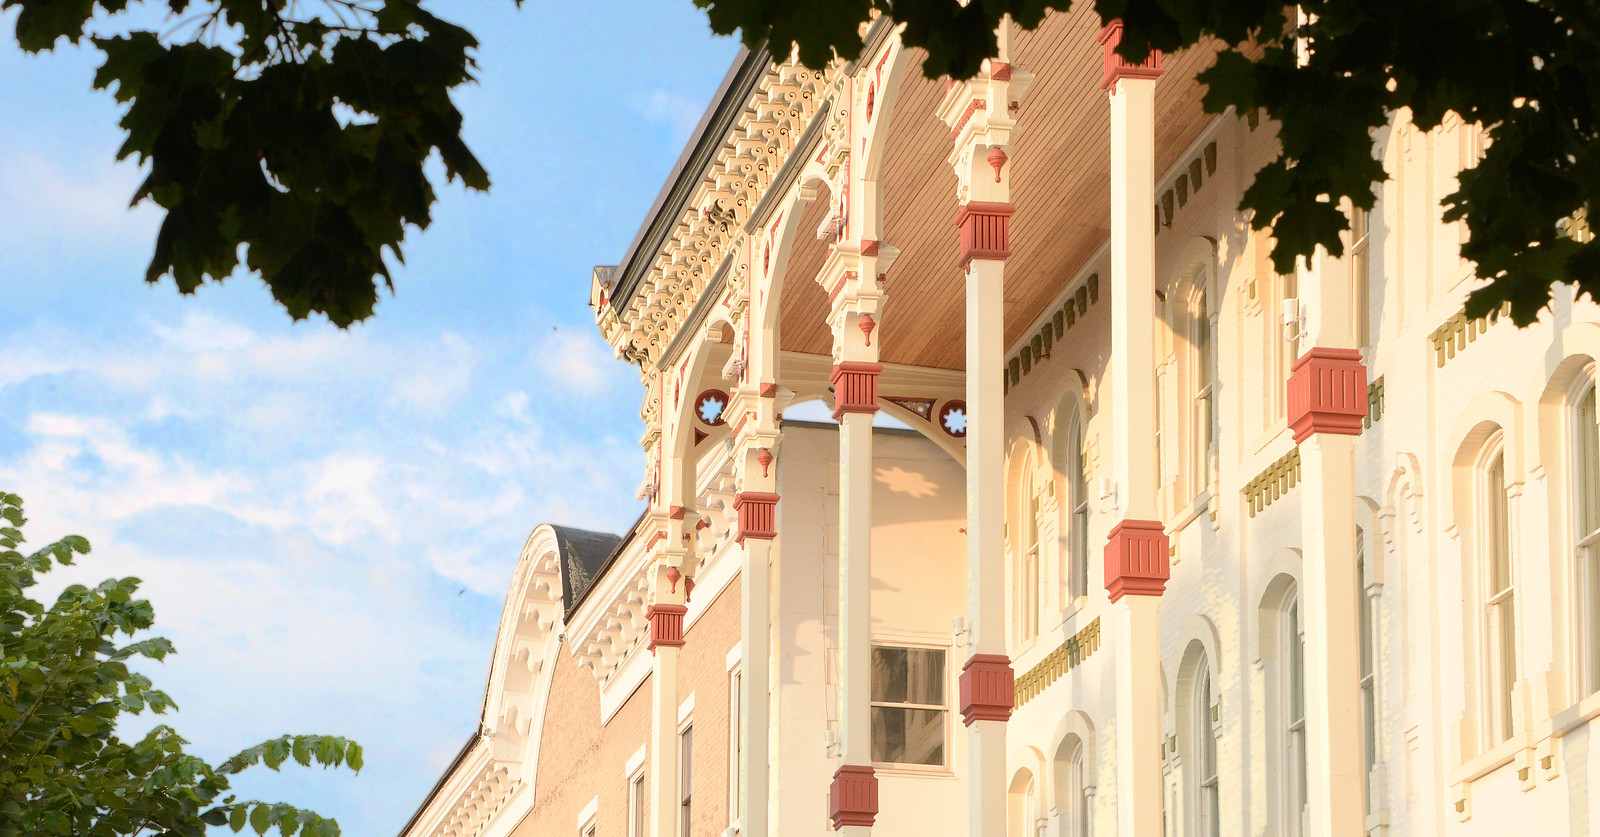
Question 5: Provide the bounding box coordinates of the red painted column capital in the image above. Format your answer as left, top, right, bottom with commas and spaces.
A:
646, 603, 686, 651
828, 764, 878, 829
1287, 347, 1368, 443
734, 491, 779, 543
959, 653, 1015, 725
1098, 19, 1165, 91
831, 361, 882, 420
1104, 519, 1170, 602
955, 202, 1013, 268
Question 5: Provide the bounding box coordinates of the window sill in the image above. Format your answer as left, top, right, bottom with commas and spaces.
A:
1168, 493, 1213, 539
1552, 690, 1600, 738
870, 764, 958, 780
1454, 737, 1521, 786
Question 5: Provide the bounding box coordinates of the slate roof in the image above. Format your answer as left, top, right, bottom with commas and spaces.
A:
549, 524, 624, 616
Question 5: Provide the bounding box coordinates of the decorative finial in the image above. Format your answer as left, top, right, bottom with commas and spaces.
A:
665, 566, 681, 592
758, 447, 773, 477
987, 146, 1008, 182
859, 314, 877, 347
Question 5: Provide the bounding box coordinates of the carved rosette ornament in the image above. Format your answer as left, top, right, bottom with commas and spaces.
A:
1287, 348, 1368, 443
828, 765, 879, 829
1103, 519, 1170, 602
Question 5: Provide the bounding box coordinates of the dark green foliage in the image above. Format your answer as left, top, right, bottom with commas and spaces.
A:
0, 491, 361, 835
695, 0, 1600, 326
4, 0, 506, 326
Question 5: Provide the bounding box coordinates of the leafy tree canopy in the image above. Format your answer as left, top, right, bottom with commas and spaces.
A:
0, 491, 362, 835
4, 0, 512, 326
697, 0, 1600, 325
6, 0, 1595, 326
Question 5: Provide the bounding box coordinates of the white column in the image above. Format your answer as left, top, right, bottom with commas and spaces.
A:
1291, 192, 1369, 837
648, 645, 679, 837
740, 537, 772, 837
838, 408, 874, 836
966, 255, 1008, 837
1103, 22, 1167, 837
1111, 595, 1163, 837
1108, 76, 1159, 522
1299, 434, 1364, 837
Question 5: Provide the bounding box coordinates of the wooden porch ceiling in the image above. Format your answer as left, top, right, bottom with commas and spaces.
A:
776, 7, 1222, 370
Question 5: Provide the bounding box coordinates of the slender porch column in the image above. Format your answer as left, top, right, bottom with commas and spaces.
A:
1290, 245, 1369, 835
646, 515, 689, 837
1100, 21, 1168, 837
826, 256, 887, 833
731, 252, 782, 837
735, 479, 777, 837
938, 39, 1031, 836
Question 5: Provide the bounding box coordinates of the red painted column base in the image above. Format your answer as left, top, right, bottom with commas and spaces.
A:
646, 603, 686, 651
1287, 347, 1368, 443
829, 764, 878, 829
734, 492, 779, 543
1104, 519, 1170, 603
959, 653, 1015, 725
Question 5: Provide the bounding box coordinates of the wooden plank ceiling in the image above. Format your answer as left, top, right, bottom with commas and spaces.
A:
777, 6, 1221, 370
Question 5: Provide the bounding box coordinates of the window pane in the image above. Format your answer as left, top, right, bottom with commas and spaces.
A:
680, 726, 693, 799
1488, 452, 1511, 594
1580, 385, 1600, 536
872, 647, 908, 703
872, 706, 945, 765
1499, 598, 1518, 737
905, 648, 945, 704
1289, 600, 1304, 724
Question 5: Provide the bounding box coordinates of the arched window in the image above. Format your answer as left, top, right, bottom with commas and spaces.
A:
1281, 587, 1308, 837
1572, 372, 1600, 694
1008, 768, 1039, 837
1357, 525, 1378, 813
1065, 408, 1090, 606
1054, 733, 1093, 837
1479, 438, 1518, 743
1188, 654, 1220, 837
1018, 451, 1042, 643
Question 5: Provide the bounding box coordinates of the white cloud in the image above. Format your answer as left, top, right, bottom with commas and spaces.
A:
532, 328, 626, 396
632, 87, 705, 141
0, 148, 158, 246
393, 331, 478, 412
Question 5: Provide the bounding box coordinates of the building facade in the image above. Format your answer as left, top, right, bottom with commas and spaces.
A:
403, 9, 1600, 837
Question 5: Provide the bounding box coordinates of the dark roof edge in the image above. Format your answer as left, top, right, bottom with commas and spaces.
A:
566, 508, 649, 619
397, 731, 480, 836
611, 47, 771, 312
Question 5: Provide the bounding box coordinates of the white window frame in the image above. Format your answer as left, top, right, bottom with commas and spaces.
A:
1571, 370, 1600, 697
1351, 204, 1372, 351
627, 765, 647, 837
869, 642, 950, 771
1065, 408, 1090, 609
1191, 659, 1220, 837
1019, 453, 1042, 643
728, 662, 744, 829
1357, 524, 1380, 814
678, 719, 694, 837
1476, 438, 1518, 746
1281, 588, 1308, 837
1191, 286, 1216, 500
577, 794, 599, 837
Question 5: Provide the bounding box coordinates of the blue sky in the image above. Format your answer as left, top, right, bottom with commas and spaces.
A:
0, 3, 737, 832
